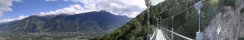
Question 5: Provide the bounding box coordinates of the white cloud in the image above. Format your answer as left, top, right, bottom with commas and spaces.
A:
150, 0, 165, 6
41, 0, 147, 18
0, 15, 28, 23
0, 0, 22, 16
76, 0, 147, 18
38, 4, 83, 16
37, 4, 86, 16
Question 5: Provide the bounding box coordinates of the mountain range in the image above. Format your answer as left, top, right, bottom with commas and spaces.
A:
0, 11, 131, 33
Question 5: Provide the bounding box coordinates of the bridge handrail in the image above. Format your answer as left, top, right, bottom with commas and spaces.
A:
160, 27, 193, 40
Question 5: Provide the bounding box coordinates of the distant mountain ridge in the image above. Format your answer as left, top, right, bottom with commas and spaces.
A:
0, 11, 131, 33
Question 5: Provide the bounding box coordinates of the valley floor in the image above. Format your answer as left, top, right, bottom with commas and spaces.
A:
0, 32, 102, 40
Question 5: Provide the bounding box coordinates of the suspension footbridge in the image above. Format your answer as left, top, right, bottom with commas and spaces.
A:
146, 0, 208, 40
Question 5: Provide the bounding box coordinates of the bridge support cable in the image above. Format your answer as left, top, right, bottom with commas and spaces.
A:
156, 0, 209, 21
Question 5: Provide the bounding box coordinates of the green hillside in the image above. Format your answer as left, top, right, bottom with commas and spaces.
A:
95, 0, 235, 40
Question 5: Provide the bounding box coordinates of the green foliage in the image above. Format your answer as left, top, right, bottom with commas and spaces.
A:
97, 14, 152, 40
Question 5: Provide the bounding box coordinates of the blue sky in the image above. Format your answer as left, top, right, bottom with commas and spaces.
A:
0, 0, 164, 23
1, 0, 79, 19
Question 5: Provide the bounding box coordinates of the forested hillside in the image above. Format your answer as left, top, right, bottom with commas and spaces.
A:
95, 0, 236, 40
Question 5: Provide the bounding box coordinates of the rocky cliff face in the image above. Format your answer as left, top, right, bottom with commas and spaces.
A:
203, 6, 240, 40
237, 0, 244, 39
203, 0, 244, 40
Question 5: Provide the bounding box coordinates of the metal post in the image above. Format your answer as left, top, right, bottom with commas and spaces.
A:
195, 0, 202, 32
172, 27, 173, 40
147, 1, 150, 35
147, 1, 150, 34
195, 0, 203, 40
198, 9, 201, 32
171, 16, 174, 40
146, 1, 151, 40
